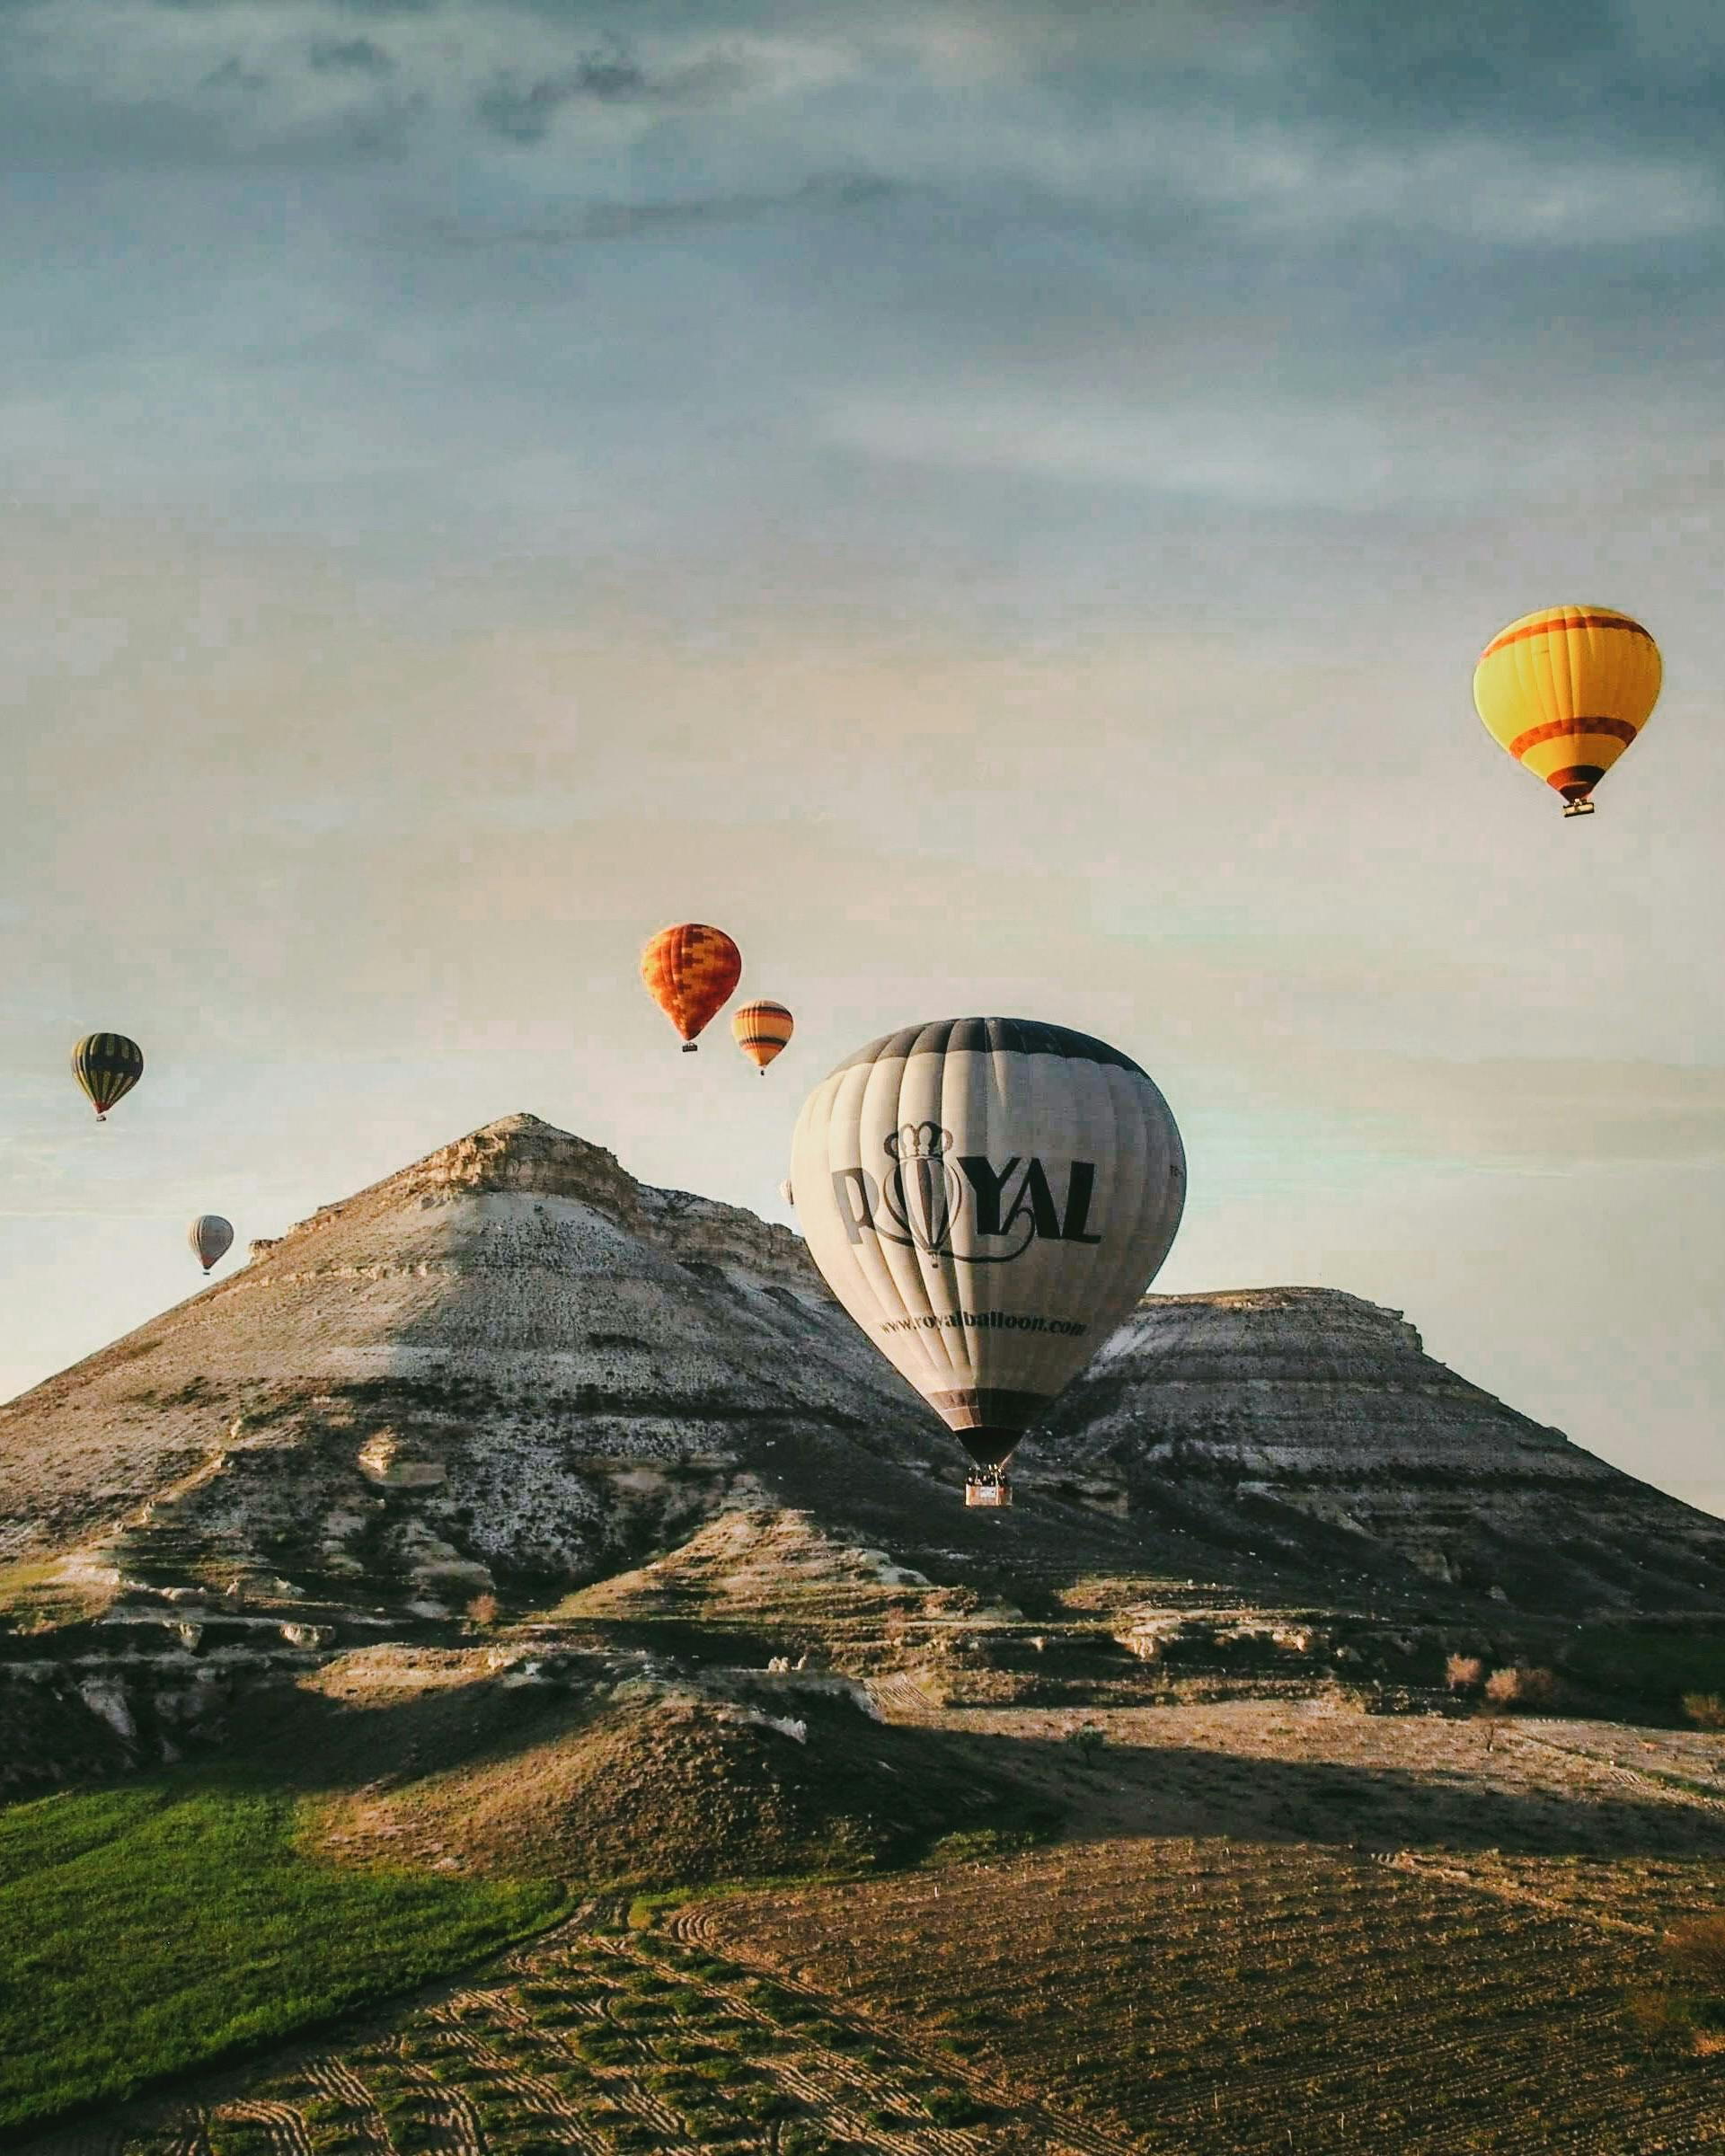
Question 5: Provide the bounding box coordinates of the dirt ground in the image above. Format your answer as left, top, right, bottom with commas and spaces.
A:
22, 1699, 1725, 2156
682, 1697, 1725, 2153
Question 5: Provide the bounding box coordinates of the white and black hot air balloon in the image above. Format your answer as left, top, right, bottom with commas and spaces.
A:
189, 1215, 234, 1274
790, 1018, 1185, 1505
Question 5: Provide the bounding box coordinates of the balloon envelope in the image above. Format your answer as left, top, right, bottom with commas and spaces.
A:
1473, 605, 1660, 815
733, 998, 793, 1073
791, 1017, 1185, 1472
72, 1033, 144, 1119
190, 1215, 234, 1272
641, 923, 742, 1049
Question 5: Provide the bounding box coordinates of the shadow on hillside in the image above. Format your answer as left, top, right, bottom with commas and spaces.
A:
219, 1661, 1725, 1869
941, 1725, 1725, 1861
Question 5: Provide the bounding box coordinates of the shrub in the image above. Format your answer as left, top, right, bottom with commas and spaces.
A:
1063, 1722, 1107, 1763
1482, 1665, 1557, 1709
1684, 1692, 1725, 1730
465, 1593, 501, 1629
1445, 1654, 1484, 1692
924, 2090, 987, 2126
779, 2129, 840, 2156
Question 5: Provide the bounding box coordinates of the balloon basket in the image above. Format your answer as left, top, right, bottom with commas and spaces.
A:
681, 1042, 698, 1053
1561, 800, 1597, 817
965, 1474, 1013, 1508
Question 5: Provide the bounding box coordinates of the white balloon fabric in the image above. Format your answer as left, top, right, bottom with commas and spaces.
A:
189, 1215, 234, 1273
791, 1018, 1185, 1471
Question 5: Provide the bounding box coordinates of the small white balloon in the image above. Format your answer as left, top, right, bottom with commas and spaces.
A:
189, 1215, 234, 1274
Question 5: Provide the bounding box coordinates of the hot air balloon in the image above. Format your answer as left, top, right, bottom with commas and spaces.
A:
641, 923, 742, 1051
790, 1018, 1185, 1506
72, 1033, 144, 1120
1473, 605, 1661, 817
733, 999, 793, 1074
190, 1215, 234, 1273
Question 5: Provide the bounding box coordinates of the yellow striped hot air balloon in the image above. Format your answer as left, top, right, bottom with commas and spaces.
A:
732, 999, 793, 1074
1473, 605, 1661, 818
72, 1033, 144, 1120
640, 923, 742, 1051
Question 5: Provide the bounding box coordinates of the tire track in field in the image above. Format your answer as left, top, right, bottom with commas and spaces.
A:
207, 2102, 312, 2156
1133, 2009, 1626, 2154
426, 1992, 608, 2153
581, 1929, 998, 2156
606, 1928, 993, 2156
670, 1857, 1725, 2156
1372, 1847, 1661, 1937
1514, 1728, 1725, 1819
298, 2058, 392, 2155
448, 1952, 696, 2151
387, 2038, 484, 2156
665, 1897, 1132, 2156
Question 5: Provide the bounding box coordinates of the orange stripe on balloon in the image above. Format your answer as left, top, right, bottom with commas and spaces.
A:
1482, 614, 1654, 661
1508, 714, 1640, 761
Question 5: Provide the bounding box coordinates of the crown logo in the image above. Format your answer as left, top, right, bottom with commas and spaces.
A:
885, 1121, 951, 1162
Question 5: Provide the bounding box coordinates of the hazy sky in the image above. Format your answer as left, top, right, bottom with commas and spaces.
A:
5, 0, 1725, 1514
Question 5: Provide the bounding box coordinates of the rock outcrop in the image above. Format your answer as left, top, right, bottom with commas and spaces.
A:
1035, 1287, 1725, 1613
0, 1114, 930, 1602
4, 1121, 1722, 1651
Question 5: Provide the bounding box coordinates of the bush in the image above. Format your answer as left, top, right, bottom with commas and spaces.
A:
1482, 1665, 1557, 1709
465, 1593, 501, 1629
1063, 1722, 1107, 1764
1684, 1692, 1725, 1730
1445, 1654, 1484, 1692
923, 2090, 986, 2125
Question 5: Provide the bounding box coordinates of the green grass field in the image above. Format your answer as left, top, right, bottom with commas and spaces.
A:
0, 1772, 565, 2134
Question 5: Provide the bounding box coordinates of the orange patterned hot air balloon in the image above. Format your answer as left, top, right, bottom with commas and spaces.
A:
732, 999, 793, 1074
641, 923, 742, 1051
1473, 605, 1661, 818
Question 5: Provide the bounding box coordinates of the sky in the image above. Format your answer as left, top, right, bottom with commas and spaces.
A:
4, 0, 1724, 1513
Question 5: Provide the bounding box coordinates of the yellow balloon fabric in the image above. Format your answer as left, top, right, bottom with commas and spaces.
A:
1473, 605, 1661, 816
732, 999, 793, 1073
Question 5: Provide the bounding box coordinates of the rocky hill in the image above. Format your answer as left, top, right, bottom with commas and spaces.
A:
0, 1112, 934, 1599
4, 1112, 1724, 1794
1033, 1287, 1725, 1615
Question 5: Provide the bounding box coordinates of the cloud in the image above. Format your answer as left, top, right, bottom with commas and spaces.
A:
307, 36, 394, 77
473, 43, 748, 142
201, 55, 268, 94
420, 171, 898, 245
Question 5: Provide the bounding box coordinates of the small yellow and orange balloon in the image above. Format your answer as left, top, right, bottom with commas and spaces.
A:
1473, 605, 1661, 818
732, 999, 793, 1074
641, 923, 742, 1051
72, 1033, 144, 1120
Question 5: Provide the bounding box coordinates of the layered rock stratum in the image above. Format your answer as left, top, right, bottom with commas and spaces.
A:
0, 1113, 932, 1594
3, 1112, 1725, 1647
1037, 1287, 1725, 1613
